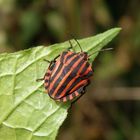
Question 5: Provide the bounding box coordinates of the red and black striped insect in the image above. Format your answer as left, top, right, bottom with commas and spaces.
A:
37, 39, 112, 102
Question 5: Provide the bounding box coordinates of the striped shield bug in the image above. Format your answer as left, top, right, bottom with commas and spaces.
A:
37, 39, 112, 102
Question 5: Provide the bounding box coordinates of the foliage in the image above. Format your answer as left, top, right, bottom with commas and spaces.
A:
0, 28, 120, 140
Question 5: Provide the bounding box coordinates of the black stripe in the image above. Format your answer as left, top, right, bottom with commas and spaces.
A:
69, 78, 87, 93
55, 60, 91, 98
50, 52, 75, 83
81, 68, 93, 79
62, 64, 91, 95
65, 52, 77, 63
49, 55, 81, 97
51, 52, 68, 80
54, 57, 84, 98
86, 70, 93, 77
60, 51, 67, 62
80, 62, 90, 75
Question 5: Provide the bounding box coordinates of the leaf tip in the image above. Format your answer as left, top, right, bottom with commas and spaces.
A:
114, 27, 122, 32
112, 27, 122, 34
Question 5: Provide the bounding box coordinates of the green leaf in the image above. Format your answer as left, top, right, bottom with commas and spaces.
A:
0, 28, 121, 140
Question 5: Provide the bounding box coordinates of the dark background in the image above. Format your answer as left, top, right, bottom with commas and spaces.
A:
0, 0, 140, 140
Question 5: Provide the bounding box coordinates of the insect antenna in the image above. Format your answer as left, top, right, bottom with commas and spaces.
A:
36, 78, 44, 82
68, 40, 75, 51
74, 39, 83, 52
88, 48, 113, 58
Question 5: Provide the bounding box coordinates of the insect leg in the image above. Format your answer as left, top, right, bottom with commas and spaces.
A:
68, 40, 73, 49
37, 58, 56, 82
36, 78, 44, 81
36, 66, 52, 82
43, 59, 51, 63
36, 62, 54, 82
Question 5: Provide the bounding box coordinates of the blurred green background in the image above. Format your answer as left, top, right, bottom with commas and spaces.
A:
0, 0, 140, 140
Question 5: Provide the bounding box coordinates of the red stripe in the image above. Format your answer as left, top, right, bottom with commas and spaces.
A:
50, 55, 79, 97
58, 62, 87, 98
51, 51, 72, 77
52, 56, 83, 98
49, 52, 76, 91
70, 79, 88, 93
83, 65, 92, 76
